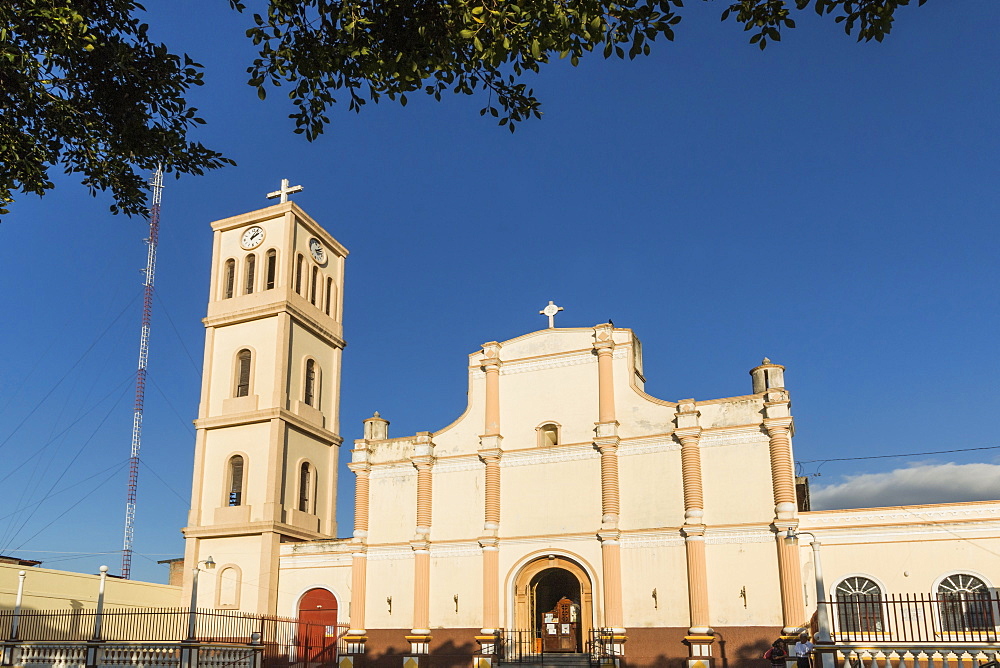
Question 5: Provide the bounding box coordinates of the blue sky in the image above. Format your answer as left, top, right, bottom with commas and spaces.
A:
1, 1, 998, 584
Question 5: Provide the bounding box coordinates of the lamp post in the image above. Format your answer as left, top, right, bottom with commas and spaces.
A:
10, 570, 26, 640
785, 529, 834, 668
93, 565, 109, 640
187, 556, 215, 641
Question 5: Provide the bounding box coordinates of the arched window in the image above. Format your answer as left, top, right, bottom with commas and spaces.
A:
310, 266, 318, 305
244, 254, 256, 294
938, 574, 993, 632
217, 566, 240, 608
228, 455, 244, 506
235, 349, 252, 397
298, 462, 313, 513
537, 423, 560, 447
295, 254, 304, 294
304, 359, 317, 407
325, 278, 333, 316
223, 259, 236, 299
834, 577, 883, 636
265, 249, 277, 290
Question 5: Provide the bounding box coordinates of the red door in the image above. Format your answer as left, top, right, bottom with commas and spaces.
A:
298, 588, 339, 665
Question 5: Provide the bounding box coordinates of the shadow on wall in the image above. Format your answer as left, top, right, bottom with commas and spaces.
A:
363, 631, 478, 668
623, 627, 781, 668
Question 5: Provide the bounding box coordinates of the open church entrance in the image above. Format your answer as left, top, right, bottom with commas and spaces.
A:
513, 556, 594, 654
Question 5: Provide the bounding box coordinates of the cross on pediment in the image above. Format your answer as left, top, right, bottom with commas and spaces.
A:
267, 178, 303, 203
539, 301, 564, 328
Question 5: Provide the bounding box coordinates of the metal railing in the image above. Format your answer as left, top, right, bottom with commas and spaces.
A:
588, 628, 616, 662
497, 629, 542, 663
0, 608, 349, 668
824, 594, 999, 643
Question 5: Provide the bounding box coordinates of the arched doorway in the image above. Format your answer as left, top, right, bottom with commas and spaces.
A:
513, 556, 594, 654
298, 588, 338, 665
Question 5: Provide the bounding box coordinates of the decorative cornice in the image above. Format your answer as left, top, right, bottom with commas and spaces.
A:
195, 406, 342, 445
183, 520, 325, 542
203, 298, 345, 349
803, 503, 1000, 527
699, 426, 769, 449
501, 443, 600, 468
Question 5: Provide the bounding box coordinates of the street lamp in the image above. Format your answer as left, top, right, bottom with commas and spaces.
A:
187, 556, 216, 640
784, 528, 834, 668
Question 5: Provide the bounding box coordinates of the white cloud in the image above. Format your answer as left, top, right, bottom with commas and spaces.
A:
809, 462, 1000, 511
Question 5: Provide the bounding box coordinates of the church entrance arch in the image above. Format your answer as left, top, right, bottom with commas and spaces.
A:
297, 588, 338, 665
513, 556, 593, 653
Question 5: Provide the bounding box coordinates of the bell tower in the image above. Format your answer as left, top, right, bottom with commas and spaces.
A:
182, 194, 348, 614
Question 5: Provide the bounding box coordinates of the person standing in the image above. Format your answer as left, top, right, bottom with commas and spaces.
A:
765, 639, 788, 668
793, 633, 814, 668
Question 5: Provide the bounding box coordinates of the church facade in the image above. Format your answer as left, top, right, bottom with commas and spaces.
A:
182, 200, 1000, 668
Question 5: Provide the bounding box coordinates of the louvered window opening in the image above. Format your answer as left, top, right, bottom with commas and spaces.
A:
304, 359, 316, 406
229, 456, 244, 506
236, 350, 251, 397
298, 462, 311, 513
245, 254, 256, 294
265, 250, 276, 290
224, 259, 236, 299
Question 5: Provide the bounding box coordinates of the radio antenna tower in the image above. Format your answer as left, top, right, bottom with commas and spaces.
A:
121, 165, 164, 579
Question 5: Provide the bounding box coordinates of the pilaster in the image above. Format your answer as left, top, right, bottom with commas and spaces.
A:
409, 433, 434, 653
478, 343, 503, 645
346, 442, 372, 650
762, 385, 805, 633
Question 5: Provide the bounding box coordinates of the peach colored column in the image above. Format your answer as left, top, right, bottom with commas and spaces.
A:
593, 324, 624, 641
599, 534, 624, 630
410, 433, 434, 648
480, 540, 500, 631
483, 342, 501, 436
347, 454, 371, 638
478, 343, 504, 637
676, 418, 712, 635
412, 549, 431, 631
684, 536, 710, 630
349, 551, 368, 633
765, 399, 805, 633
596, 342, 616, 424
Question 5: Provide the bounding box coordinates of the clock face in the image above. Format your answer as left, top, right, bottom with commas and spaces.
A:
241, 226, 265, 250
309, 238, 326, 263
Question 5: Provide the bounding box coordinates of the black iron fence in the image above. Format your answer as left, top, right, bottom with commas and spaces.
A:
825, 594, 999, 643
0, 608, 349, 667
497, 629, 541, 662
494, 628, 615, 664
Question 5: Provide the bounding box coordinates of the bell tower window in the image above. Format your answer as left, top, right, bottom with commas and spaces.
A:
223, 259, 236, 299
304, 359, 317, 407
310, 266, 318, 305
228, 455, 244, 506
325, 278, 333, 315
235, 349, 252, 397
295, 254, 304, 294
245, 254, 256, 295
265, 250, 277, 290
298, 462, 313, 513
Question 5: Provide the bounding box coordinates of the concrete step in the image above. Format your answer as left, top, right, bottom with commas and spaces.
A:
498, 653, 592, 668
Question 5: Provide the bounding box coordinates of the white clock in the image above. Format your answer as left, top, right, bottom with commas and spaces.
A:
309, 238, 326, 263
241, 226, 265, 250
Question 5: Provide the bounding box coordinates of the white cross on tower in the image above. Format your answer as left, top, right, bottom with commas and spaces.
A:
539, 301, 564, 328
266, 178, 303, 203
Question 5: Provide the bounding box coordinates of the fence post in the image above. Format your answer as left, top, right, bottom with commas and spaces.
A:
93, 566, 109, 641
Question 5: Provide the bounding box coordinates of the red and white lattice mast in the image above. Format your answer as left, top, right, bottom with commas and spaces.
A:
121, 166, 164, 579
